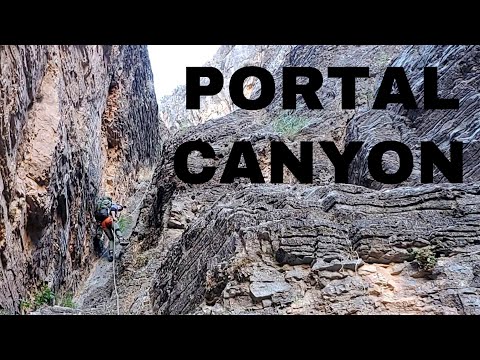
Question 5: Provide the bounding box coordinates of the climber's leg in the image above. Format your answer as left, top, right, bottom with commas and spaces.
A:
104, 227, 114, 262
94, 225, 105, 256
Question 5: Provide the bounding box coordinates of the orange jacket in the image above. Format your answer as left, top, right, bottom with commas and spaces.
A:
101, 216, 113, 230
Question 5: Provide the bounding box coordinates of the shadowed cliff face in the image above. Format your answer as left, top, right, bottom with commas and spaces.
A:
125, 45, 480, 315
0, 45, 162, 313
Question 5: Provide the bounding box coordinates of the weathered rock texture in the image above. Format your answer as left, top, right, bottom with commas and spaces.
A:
118, 45, 480, 315
348, 45, 480, 187
4, 45, 480, 316
159, 45, 292, 131
0, 45, 161, 313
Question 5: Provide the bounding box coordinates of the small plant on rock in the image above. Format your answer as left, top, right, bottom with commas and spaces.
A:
20, 300, 33, 313
205, 263, 229, 306
117, 215, 132, 234
34, 284, 55, 307
19, 285, 55, 314
227, 256, 253, 282
58, 292, 75, 308
409, 246, 438, 272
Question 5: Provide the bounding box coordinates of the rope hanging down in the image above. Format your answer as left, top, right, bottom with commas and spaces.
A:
103, 176, 155, 315
112, 233, 120, 315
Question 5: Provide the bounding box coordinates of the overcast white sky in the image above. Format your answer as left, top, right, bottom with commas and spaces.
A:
148, 45, 220, 99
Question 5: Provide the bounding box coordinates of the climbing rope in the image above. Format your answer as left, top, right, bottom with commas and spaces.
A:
112, 232, 120, 315
97, 175, 155, 315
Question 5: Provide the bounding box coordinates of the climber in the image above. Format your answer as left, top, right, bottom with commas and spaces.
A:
94, 195, 129, 262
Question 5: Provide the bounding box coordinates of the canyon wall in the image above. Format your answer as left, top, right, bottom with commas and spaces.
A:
0, 45, 161, 313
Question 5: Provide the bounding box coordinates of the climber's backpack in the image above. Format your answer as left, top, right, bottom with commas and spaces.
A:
94, 196, 112, 222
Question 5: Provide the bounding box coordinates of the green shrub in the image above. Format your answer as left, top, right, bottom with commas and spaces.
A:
409, 246, 437, 272
20, 300, 33, 312
19, 285, 56, 313
58, 292, 75, 308
20, 287, 76, 313
34, 284, 55, 307
117, 215, 132, 234
273, 114, 311, 138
